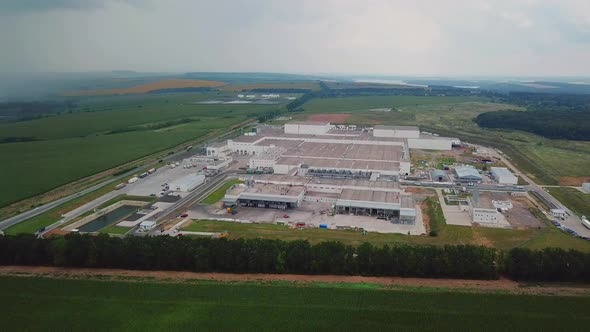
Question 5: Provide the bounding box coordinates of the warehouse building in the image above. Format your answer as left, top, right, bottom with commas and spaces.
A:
454, 165, 482, 182
491, 167, 518, 185
223, 182, 305, 209
168, 173, 205, 192
373, 125, 420, 138
284, 121, 331, 135
431, 170, 449, 182
582, 183, 590, 193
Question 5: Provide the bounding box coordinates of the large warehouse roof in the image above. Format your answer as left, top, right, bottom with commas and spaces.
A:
374, 125, 419, 131
454, 166, 482, 180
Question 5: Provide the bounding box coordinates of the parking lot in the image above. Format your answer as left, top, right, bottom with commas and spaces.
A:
189, 201, 426, 235
125, 165, 202, 198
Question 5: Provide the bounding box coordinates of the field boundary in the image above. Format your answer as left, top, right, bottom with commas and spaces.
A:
1, 266, 589, 296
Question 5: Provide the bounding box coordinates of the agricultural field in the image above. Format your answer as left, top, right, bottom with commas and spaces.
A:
65, 79, 225, 96
0, 276, 588, 331
298, 96, 590, 185
183, 218, 590, 252
545, 187, 590, 217
0, 93, 281, 208
219, 82, 320, 92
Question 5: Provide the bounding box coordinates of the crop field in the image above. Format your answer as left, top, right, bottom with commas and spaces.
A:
545, 187, 590, 217
65, 79, 225, 96
1, 276, 588, 331
298, 97, 590, 185
219, 82, 320, 92
0, 93, 280, 207
183, 218, 590, 252
301, 96, 482, 114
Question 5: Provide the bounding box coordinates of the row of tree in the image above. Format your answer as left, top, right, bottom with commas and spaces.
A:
1, 234, 589, 282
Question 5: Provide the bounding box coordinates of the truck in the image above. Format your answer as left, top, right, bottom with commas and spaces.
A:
115, 183, 126, 190
128, 176, 139, 184
148, 168, 156, 174
185, 145, 193, 151
139, 172, 148, 178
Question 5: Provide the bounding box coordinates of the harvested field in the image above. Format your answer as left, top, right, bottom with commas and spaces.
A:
308, 113, 352, 123
559, 176, 590, 186
65, 79, 225, 96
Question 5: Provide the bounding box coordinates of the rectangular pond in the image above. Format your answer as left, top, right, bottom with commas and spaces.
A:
78, 205, 139, 233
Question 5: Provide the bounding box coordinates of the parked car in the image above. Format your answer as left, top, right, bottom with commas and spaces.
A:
180, 214, 188, 218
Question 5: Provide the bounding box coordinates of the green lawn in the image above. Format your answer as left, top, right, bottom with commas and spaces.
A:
99, 224, 132, 235
0, 276, 588, 331
201, 179, 243, 204
545, 187, 590, 217
0, 93, 279, 207
184, 217, 590, 252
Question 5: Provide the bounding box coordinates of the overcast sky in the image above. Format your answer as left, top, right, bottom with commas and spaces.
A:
1, 0, 589, 76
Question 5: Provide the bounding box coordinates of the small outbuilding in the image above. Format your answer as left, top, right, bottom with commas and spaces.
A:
139, 220, 157, 231
582, 183, 590, 193
431, 170, 449, 182
454, 166, 482, 182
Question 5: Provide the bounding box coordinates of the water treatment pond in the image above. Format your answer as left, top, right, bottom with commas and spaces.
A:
78, 205, 139, 232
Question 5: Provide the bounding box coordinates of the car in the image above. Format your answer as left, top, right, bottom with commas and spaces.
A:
283, 214, 289, 218
180, 213, 188, 218
150, 194, 156, 197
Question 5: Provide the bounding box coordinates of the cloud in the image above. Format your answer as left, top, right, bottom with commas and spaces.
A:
0, 0, 142, 14
0, 0, 589, 76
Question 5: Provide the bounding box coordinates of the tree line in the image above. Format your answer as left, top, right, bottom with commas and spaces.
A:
475, 110, 590, 141
1, 234, 589, 282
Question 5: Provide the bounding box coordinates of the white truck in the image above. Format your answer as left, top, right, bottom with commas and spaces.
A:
127, 176, 139, 184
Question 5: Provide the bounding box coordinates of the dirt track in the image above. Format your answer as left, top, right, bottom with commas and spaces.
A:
1, 266, 589, 296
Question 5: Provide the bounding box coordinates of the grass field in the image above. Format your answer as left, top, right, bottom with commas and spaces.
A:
0, 93, 279, 207
99, 224, 131, 235
201, 179, 243, 204
297, 97, 590, 185
0, 276, 588, 331
545, 187, 590, 217
184, 217, 590, 251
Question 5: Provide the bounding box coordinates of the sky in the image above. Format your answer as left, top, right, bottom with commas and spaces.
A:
1, 0, 590, 76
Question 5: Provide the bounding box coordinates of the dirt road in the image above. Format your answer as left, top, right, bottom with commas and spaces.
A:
1, 266, 588, 296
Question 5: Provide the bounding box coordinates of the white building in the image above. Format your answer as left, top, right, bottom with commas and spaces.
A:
551, 209, 566, 219
582, 183, 590, 193
169, 173, 205, 192
284, 121, 331, 135
373, 125, 420, 139
471, 208, 500, 223
248, 148, 285, 169
491, 167, 518, 185
206, 141, 230, 158
139, 220, 156, 231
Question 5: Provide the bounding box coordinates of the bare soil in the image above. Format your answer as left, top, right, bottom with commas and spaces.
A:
308, 113, 352, 123
2, 266, 588, 296
559, 176, 590, 186
65, 79, 225, 96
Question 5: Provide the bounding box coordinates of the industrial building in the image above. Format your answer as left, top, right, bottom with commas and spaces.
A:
470, 189, 501, 224
582, 183, 590, 193
491, 167, 518, 185
431, 170, 449, 182
454, 165, 482, 182
223, 174, 417, 224
168, 173, 205, 192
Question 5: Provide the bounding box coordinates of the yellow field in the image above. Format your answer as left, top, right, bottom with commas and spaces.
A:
65, 79, 226, 96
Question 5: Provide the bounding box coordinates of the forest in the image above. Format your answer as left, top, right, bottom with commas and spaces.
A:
475, 110, 590, 141
1, 234, 589, 282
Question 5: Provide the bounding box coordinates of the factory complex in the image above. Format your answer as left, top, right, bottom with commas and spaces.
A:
204, 121, 461, 226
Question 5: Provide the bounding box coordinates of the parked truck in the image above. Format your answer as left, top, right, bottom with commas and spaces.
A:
128, 176, 139, 184
115, 183, 126, 190
148, 168, 156, 174
139, 172, 148, 178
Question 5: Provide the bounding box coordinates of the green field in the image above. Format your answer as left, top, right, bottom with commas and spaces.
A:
184, 218, 590, 252
297, 97, 590, 185
0, 276, 588, 331
201, 179, 243, 204
545, 187, 590, 217
0, 93, 280, 207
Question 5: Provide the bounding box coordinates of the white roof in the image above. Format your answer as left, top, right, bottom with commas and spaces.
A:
139, 220, 156, 226
455, 166, 482, 179
491, 167, 515, 178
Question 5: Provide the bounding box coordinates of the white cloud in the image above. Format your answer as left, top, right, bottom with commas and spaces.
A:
0, 0, 589, 76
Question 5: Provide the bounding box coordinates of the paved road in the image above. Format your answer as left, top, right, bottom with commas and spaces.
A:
482, 145, 590, 237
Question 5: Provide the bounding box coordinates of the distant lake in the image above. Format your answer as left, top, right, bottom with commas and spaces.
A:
354, 79, 428, 87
